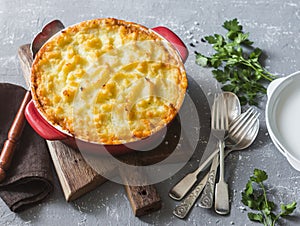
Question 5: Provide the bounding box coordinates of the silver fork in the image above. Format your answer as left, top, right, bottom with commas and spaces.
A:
212, 93, 229, 215
226, 108, 259, 147
199, 107, 259, 209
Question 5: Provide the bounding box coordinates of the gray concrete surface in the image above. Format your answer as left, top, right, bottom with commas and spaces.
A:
1, 0, 300, 225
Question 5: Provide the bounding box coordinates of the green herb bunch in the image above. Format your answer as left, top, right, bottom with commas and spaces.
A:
195, 18, 277, 105
242, 169, 297, 226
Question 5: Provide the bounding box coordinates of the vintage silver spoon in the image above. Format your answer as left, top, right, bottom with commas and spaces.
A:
173, 109, 260, 219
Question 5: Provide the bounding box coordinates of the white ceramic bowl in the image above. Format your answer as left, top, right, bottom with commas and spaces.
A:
266, 71, 300, 171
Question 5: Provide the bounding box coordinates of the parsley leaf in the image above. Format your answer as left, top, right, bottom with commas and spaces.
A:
280, 202, 297, 216
195, 18, 276, 105
223, 18, 242, 32
195, 53, 209, 67
248, 212, 264, 223
242, 169, 297, 226
251, 168, 268, 183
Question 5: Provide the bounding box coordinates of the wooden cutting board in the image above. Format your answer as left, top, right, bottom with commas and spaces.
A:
18, 44, 189, 216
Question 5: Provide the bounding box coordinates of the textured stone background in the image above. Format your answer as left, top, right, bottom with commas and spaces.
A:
0, 0, 300, 225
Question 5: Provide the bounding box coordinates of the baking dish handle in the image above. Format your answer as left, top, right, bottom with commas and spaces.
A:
152, 26, 189, 63
25, 100, 68, 140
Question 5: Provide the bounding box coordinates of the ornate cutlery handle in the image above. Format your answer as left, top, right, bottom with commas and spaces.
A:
173, 174, 209, 219
198, 153, 219, 208
199, 147, 233, 209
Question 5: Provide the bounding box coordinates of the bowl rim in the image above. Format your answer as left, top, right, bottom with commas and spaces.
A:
266, 71, 300, 164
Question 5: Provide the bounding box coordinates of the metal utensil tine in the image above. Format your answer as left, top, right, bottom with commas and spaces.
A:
231, 107, 253, 130
219, 94, 223, 130
223, 94, 228, 130
229, 108, 254, 136
236, 111, 260, 142
216, 94, 221, 130
228, 107, 252, 133
220, 93, 227, 130
211, 94, 217, 130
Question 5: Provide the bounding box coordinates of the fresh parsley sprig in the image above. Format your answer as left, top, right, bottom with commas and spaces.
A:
242, 169, 297, 226
195, 18, 277, 105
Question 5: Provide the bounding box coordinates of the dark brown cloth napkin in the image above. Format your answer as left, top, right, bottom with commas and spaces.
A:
0, 83, 53, 212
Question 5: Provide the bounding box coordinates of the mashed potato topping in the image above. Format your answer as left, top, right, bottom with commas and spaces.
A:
31, 18, 187, 144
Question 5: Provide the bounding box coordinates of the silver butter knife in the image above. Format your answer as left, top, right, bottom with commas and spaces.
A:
169, 148, 219, 200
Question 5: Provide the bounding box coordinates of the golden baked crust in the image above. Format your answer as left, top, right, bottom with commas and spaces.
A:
31, 18, 187, 144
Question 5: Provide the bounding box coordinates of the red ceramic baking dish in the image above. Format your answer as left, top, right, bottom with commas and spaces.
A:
25, 18, 189, 155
